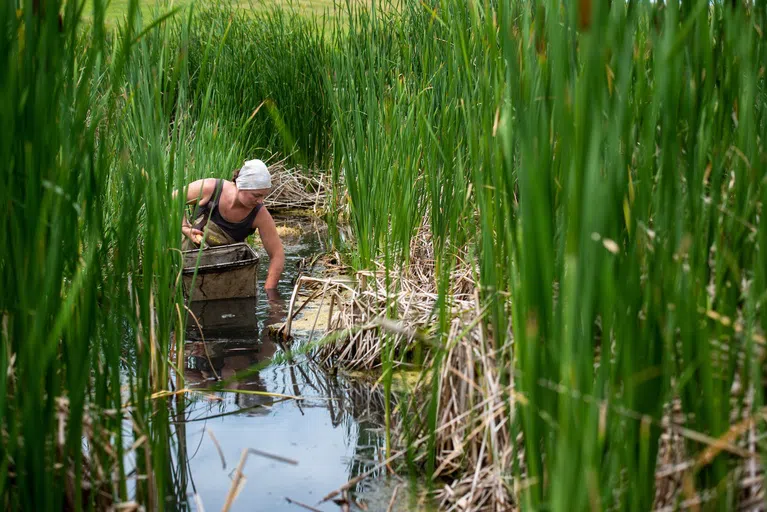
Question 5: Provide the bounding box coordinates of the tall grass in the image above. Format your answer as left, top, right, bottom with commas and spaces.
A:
184, 1, 332, 167
497, 2, 765, 508
0, 0, 214, 508
326, 0, 766, 508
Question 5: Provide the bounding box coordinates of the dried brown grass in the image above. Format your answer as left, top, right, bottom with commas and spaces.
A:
296, 222, 515, 510
263, 156, 328, 212
54, 397, 119, 511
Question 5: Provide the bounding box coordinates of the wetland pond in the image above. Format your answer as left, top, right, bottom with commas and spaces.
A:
166, 216, 423, 512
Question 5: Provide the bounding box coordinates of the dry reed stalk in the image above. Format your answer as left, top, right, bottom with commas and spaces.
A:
307, 221, 515, 510
54, 397, 122, 511
261, 157, 328, 212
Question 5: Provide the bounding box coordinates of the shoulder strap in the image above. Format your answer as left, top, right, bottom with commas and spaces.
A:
191, 179, 223, 225
210, 179, 224, 209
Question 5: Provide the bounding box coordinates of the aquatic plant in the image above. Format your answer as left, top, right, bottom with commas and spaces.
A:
324, 0, 767, 509
1, 0, 201, 508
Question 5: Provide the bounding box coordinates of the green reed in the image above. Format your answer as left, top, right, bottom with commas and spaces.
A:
184, 1, 332, 167
0, 0, 213, 508
326, 0, 766, 508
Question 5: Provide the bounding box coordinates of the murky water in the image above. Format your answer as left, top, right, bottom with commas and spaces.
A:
172, 217, 408, 512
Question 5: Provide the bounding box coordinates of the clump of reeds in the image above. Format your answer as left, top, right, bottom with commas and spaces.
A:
1, 0, 227, 508
184, 1, 332, 167
319, 0, 767, 509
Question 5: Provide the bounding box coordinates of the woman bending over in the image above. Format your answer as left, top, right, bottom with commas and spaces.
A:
181, 159, 284, 289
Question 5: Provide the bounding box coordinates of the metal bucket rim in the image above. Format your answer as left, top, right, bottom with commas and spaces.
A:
182, 243, 259, 275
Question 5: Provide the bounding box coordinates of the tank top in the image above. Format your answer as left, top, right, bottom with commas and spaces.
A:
194, 179, 262, 242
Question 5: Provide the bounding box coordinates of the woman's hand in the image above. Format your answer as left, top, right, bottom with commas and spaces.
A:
178, 179, 216, 246
183, 227, 204, 245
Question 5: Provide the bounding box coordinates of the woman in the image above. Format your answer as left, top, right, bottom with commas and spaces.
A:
181, 159, 285, 289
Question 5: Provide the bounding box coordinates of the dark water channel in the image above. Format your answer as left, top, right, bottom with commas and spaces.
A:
172, 218, 409, 512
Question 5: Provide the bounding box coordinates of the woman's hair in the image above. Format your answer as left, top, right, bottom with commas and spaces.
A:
231, 168, 241, 181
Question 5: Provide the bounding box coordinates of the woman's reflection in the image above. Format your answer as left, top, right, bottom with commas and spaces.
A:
183, 291, 287, 412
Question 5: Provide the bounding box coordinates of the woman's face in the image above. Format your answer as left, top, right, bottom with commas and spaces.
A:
237, 188, 270, 208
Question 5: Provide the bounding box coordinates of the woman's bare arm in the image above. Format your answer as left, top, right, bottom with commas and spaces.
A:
254, 208, 285, 289
175, 179, 216, 241
174, 178, 216, 205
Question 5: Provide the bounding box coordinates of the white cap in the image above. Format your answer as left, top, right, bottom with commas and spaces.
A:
236, 159, 272, 190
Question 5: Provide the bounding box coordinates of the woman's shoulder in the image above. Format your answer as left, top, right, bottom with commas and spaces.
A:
252, 204, 273, 228
188, 177, 220, 189
185, 178, 219, 205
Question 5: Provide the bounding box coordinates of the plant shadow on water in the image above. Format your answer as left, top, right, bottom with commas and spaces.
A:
167, 222, 414, 512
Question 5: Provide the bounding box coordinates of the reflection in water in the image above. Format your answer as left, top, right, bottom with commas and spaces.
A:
170, 288, 392, 511
184, 294, 281, 411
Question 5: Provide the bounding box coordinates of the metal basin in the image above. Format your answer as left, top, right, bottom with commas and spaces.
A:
182, 243, 259, 301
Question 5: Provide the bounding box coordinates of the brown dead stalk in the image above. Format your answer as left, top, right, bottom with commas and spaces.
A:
262, 157, 328, 213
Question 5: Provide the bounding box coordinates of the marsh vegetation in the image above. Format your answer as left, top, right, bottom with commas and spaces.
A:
2, 0, 766, 510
